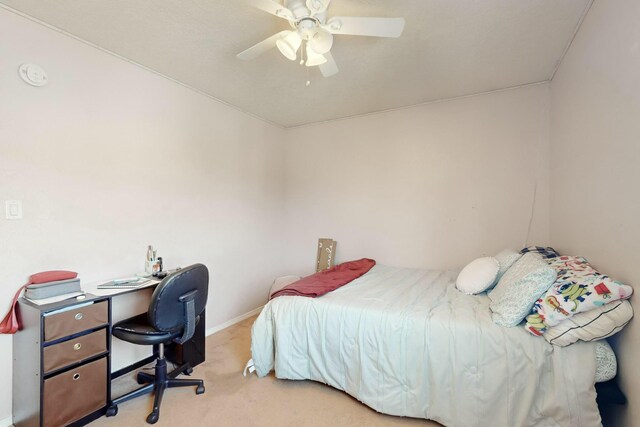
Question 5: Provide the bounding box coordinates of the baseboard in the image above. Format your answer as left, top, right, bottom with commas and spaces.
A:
0, 305, 264, 427
0, 307, 264, 427
205, 305, 264, 337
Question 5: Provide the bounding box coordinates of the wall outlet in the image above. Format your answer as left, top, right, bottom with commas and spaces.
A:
5, 200, 23, 220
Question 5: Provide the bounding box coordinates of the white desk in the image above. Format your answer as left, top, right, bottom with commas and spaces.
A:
82, 280, 158, 372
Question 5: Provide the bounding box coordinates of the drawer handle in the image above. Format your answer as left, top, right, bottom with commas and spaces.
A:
73, 343, 82, 351
73, 373, 81, 381
74, 313, 83, 320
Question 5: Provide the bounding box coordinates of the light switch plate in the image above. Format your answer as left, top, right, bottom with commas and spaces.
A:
5, 200, 23, 220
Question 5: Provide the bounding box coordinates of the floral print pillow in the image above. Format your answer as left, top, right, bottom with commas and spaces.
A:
489, 253, 557, 327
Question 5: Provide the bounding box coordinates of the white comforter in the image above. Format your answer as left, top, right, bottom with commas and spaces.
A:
251, 265, 601, 427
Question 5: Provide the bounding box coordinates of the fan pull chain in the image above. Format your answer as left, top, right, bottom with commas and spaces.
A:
303, 41, 311, 86
306, 48, 311, 87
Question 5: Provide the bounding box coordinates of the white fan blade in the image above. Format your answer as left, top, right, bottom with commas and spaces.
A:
325, 17, 405, 38
319, 51, 338, 77
306, 0, 331, 15
247, 0, 293, 20
237, 31, 290, 60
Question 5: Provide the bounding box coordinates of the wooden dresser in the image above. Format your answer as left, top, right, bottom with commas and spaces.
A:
13, 295, 111, 427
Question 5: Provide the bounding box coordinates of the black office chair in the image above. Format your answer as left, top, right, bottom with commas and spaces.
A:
107, 264, 209, 424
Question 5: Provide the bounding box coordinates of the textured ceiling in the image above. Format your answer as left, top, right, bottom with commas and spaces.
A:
1, 0, 591, 127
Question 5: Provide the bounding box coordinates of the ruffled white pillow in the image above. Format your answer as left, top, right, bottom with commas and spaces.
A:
456, 257, 500, 295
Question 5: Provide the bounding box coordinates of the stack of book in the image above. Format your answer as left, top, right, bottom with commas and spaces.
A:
25, 278, 82, 301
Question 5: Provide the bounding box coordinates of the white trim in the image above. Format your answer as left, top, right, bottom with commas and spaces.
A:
0, 2, 575, 130
0, 4, 283, 130
1, 3, 564, 130
206, 305, 264, 337
549, 0, 595, 81
286, 81, 549, 130
0, 306, 265, 427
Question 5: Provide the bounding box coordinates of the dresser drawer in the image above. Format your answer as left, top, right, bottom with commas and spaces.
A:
43, 356, 107, 427
44, 301, 108, 342
43, 328, 107, 374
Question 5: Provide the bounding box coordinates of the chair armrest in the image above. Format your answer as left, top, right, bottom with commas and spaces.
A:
174, 290, 199, 344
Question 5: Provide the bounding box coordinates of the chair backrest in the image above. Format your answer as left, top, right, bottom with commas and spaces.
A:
148, 263, 208, 343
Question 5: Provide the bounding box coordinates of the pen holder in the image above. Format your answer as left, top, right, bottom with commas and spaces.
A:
145, 260, 161, 275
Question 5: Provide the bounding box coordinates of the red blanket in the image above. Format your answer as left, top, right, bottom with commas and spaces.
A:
270, 258, 376, 299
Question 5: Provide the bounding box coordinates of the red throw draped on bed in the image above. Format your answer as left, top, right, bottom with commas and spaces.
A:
270, 258, 376, 299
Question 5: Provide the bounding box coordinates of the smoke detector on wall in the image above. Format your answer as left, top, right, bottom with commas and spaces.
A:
18, 64, 48, 87
237, 0, 406, 77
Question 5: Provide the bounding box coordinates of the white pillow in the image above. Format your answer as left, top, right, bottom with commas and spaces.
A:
456, 257, 500, 295
543, 299, 633, 347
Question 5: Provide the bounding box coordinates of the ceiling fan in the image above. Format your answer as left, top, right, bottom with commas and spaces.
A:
237, 0, 406, 77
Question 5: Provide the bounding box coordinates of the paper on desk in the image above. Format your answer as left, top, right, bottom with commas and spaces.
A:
25, 291, 86, 306
88, 279, 160, 296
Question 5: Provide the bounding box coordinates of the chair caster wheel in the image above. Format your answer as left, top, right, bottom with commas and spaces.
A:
106, 405, 118, 417
146, 411, 159, 424
196, 384, 205, 395
183, 367, 194, 375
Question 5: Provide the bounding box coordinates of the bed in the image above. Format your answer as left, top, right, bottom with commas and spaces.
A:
251, 264, 603, 426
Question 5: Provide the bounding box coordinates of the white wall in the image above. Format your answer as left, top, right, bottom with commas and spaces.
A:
0, 8, 285, 423
549, 0, 640, 425
283, 84, 551, 275
10, 2, 638, 425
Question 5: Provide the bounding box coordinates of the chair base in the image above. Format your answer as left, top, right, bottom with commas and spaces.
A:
108, 356, 204, 424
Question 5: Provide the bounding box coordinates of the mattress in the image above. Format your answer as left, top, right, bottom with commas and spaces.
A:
251, 264, 602, 427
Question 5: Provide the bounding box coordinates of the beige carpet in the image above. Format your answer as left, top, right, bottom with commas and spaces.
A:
93, 315, 440, 427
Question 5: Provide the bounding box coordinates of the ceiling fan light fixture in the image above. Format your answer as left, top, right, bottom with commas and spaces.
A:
305, 44, 327, 66
309, 29, 333, 54
241, 0, 407, 78
276, 31, 302, 60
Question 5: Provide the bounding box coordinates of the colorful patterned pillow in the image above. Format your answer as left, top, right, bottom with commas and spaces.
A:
525, 256, 634, 336
489, 253, 557, 327
520, 246, 559, 259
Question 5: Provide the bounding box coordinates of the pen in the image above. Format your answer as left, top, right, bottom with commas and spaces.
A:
114, 278, 140, 284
